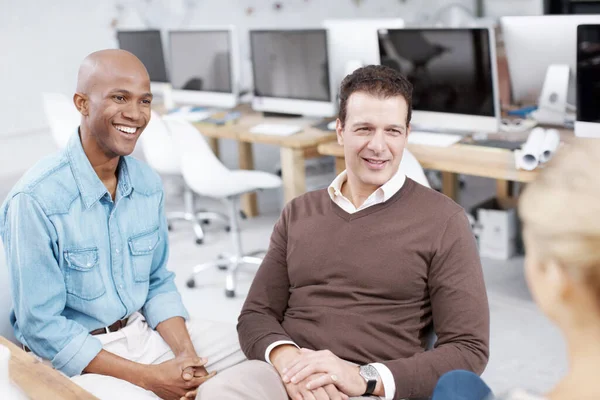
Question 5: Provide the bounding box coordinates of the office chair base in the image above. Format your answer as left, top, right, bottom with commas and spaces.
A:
167, 210, 229, 245
186, 252, 265, 296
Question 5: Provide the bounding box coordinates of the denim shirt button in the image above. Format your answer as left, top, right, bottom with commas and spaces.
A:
115, 249, 120, 254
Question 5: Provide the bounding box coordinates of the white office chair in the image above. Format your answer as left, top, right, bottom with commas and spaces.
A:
0, 241, 16, 344
141, 111, 230, 244
400, 148, 431, 188
167, 117, 282, 297
41, 92, 81, 150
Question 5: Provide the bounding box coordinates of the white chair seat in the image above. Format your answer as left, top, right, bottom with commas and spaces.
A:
168, 116, 283, 297
186, 169, 282, 199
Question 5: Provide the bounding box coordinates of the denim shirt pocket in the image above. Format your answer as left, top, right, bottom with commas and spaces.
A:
128, 227, 160, 283
63, 247, 106, 300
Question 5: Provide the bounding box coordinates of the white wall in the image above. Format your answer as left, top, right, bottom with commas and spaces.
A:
0, 0, 118, 137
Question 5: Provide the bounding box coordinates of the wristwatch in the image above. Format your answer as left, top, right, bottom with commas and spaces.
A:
358, 364, 379, 396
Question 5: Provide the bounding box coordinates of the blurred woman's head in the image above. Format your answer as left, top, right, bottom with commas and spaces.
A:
519, 139, 600, 330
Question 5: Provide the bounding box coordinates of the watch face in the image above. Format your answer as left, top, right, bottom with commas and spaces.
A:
359, 365, 379, 380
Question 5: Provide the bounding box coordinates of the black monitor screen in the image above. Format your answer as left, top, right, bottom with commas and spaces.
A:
170, 30, 232, 93
117, 30, 168, 83
250, 30, 331, 102
577, 25, 600, 122
378, 28, 495, 117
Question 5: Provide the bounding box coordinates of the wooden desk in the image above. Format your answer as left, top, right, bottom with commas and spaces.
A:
317, 141, 540, 202
0, 336, 97, 399
193, 106, 336, 216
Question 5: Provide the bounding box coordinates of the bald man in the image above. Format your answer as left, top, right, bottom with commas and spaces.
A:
0, 49, 245, 399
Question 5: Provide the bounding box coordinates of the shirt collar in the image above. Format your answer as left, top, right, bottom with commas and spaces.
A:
327, 167, 406, 204
66, 130, 133, 209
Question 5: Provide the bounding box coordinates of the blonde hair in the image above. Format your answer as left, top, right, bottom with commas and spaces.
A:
519, 139, 600, 299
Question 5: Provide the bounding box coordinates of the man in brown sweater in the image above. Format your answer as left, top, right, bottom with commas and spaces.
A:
196, 65, 489, 400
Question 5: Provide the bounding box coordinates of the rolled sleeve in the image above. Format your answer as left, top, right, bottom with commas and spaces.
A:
142, 290, 189, 329
53, 332, 103, 377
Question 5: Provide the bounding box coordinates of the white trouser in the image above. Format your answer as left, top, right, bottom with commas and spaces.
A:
71, 312, 245, 399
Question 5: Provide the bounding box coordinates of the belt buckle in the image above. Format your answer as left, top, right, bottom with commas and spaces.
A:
104, 326, 110, 334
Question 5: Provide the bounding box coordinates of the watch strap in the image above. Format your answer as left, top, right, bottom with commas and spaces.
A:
363, 378, 377, 396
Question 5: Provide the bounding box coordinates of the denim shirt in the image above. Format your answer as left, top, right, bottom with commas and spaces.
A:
0, 132, 189, 377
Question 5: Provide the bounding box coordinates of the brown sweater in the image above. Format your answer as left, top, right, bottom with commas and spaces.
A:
237, 178, 490, 399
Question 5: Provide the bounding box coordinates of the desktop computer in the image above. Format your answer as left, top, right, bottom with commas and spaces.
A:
575, 24, 600, 138
501, 15, 600, 125
117, 30, 172, 107
378, 27, 500, 134
249, 29, 335, 118
168, 27, 240, 109
323, 18, 405, 104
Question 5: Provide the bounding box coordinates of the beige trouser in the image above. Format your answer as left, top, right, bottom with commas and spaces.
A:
70, 312, 246, 399
196, 359, 382, 400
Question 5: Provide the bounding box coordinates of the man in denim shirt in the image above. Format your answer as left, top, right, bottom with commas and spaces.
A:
0, 49, 244, 399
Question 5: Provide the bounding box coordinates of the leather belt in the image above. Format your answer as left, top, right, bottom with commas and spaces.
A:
23, 317, 129, 352
89, 317, 129, 336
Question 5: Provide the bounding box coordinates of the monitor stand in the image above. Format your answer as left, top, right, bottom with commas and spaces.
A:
531, 64, 571, 127
262, 111, 303, 118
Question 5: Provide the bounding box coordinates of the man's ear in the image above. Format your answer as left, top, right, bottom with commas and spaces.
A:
73, 92, 89, 116
336, 118, 344, 146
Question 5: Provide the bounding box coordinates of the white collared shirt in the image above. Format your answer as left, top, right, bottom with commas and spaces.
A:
265, 169, 405, 400
327, 168, 406, 213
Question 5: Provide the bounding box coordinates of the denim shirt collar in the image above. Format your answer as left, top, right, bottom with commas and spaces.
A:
66, 130, 134, 209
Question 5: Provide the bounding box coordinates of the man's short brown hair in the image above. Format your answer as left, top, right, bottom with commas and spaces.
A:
338, 65, 413, 127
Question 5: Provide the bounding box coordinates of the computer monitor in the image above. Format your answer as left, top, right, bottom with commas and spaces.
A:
169, 27, 240, 108
575, 24, 600, 138
501, 15, 600, 106
116, 29, 169, 86
250, 29, 335, 117
378, 27, 500, 133
323, 19, 405, 104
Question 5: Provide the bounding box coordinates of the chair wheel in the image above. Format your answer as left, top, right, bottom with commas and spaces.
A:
202, 219, 210, 225
225, 289, 235, 298
225, 226, 231, 232
195, 238, 204, 245
217, 265, 228, 271
240, 211, 247, 219
186, 279, 196, 288
167, 224, 173, 231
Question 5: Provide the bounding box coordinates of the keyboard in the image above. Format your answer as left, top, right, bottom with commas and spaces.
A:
249, 123, 303, 136
167, 106, 213, 122
408, 131, 463, 147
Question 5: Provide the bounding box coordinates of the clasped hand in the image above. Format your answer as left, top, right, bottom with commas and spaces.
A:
281, 349, 367, 398
143, 353, 215, 400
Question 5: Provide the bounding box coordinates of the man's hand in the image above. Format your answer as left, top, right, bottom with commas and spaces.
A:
284, 373, 349, 400
270, 345, 349, 400
282, 349, 367, 397
179, 350, 208, 381
140, 355, 216, 400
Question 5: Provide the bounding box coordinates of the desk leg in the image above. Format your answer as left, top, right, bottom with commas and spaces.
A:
238, 141, 258, 217
442, 172, 459, 202
496, 179, 514, 201
335, 157, 346, 175
207, 137, 220, 159
281, 147, 306, 204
